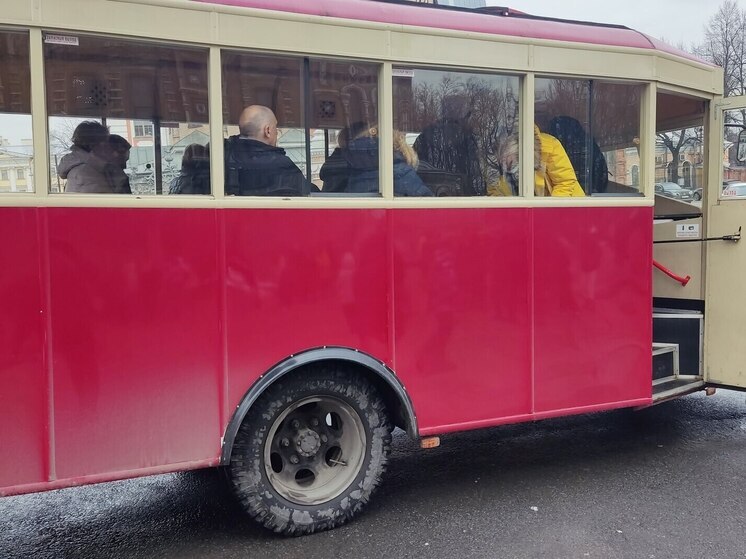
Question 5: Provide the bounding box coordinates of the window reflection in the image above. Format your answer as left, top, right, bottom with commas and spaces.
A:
656, 91, 705, 202
0, 30, 33, 193
592, 82, 643, 191
393, 67, 520, 197
222, 52, 380, 196
536, 78, 642, 195
44, 34, 210, 194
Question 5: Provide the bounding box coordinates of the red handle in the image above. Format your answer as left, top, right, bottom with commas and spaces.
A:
653, 259, 691, 286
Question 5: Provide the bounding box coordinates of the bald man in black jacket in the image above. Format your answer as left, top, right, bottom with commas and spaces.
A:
225, 105, 314, 196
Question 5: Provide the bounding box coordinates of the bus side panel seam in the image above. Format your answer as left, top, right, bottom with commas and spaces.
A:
37, 207, 56, 482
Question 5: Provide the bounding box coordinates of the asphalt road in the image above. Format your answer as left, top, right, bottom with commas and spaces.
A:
2, 390, 745, 559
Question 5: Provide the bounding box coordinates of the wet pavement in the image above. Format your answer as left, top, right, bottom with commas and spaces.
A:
2, 390, 745, 559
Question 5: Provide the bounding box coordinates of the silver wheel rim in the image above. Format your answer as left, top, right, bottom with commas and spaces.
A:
263, 395, 366, 506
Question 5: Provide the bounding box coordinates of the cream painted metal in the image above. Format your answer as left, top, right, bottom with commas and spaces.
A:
0, 0, 724, 210
653, 217, 704, 299
704, 95, 746, 389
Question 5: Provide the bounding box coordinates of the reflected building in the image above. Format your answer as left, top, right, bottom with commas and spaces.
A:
0, 138, 33, 192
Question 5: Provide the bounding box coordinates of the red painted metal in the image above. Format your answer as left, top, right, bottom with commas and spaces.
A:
0, 458, 218, 497
195, 0, 709, 63
223, 208, 392, 415
46, 208, 223, 479
0, 205, 653, 495
0, 209, 47, 489
392, 208, 533, 429
533, 208, 652, 412
419, 397, 652, 436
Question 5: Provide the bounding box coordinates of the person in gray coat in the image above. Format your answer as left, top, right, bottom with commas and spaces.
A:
57, 121, 128, 194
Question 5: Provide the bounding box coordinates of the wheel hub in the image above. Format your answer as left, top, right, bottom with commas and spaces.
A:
296, 428, 321, 457
264, 396, 367, 506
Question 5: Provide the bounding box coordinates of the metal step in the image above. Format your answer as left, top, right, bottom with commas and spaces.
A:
653, 308, 703, 377
651, 310, 704, 401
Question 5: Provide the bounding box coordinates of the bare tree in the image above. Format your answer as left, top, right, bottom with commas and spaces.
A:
694, 0, 746, 101
656, 129, 701, 185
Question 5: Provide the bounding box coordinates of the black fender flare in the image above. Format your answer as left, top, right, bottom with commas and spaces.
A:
220, 347, 418, 464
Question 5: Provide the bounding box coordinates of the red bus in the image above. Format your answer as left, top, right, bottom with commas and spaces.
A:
1, 0, 744, 536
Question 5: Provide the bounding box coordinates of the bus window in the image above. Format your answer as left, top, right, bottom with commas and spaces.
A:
592, 82, 643, 194
393, 67, 520, 197
0, 30, 33, 194
221, 52, 308, 196
536, 78, 643, 196
655, 90, 705, 203
222, 53, 379, 197
44, 34, 210, 195
310, 59, 378, 194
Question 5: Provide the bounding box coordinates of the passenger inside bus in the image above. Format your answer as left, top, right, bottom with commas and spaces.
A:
57, 121, 130, 194
413, 96, 485, 196
546, 116, 608, 194
318, 122, 364, 193
534, 78, 643, 195
346, 125, 433, 196
487, 125, 585, 197
224, 105, 315, 196
107, 134, 132, 195
169, 143, 211, 195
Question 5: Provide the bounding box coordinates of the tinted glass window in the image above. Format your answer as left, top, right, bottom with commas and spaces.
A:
222, 52, 379, 197
656, 91, 704, 203
0, 30, 33, 193
536, 78, 643, 196
393, 67, 520, 197
44, 34, 210, 195
311, 59, 379, 195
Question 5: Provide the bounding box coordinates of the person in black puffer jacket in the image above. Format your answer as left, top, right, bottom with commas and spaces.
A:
224, 105, 315, 196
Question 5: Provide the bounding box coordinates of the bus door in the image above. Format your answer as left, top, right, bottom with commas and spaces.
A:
704, 95, 746, 390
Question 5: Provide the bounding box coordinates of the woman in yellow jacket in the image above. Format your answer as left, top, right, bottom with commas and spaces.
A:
487, 125, 585, 197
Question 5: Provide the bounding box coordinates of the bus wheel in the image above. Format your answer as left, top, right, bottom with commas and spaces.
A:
229, 366, 393, 535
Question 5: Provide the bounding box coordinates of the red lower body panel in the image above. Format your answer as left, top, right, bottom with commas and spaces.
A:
0, 205, 652, 495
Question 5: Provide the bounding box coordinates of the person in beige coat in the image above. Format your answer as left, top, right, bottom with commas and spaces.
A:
57, 121, 128, 194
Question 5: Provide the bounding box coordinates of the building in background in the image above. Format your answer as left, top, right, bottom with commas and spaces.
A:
0, 137, 33, 192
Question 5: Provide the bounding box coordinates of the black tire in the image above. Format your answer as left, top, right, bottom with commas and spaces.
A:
229, 365, 392, 535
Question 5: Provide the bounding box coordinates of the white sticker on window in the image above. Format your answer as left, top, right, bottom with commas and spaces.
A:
44, 34, 79, 46
393, 68, 414, 78
676, 224, 700, 239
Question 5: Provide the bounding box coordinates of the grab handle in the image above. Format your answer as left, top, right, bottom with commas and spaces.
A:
653, 259, 691, 286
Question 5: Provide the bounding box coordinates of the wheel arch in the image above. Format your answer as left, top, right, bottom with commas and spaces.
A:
220, 347, 418, 465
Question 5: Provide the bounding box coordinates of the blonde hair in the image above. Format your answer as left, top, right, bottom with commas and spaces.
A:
534, 125, 544, 172
354, 125, 418, 168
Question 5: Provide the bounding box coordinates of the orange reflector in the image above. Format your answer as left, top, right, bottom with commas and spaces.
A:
420, 436, 440, 449
705, 387, 716, 396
